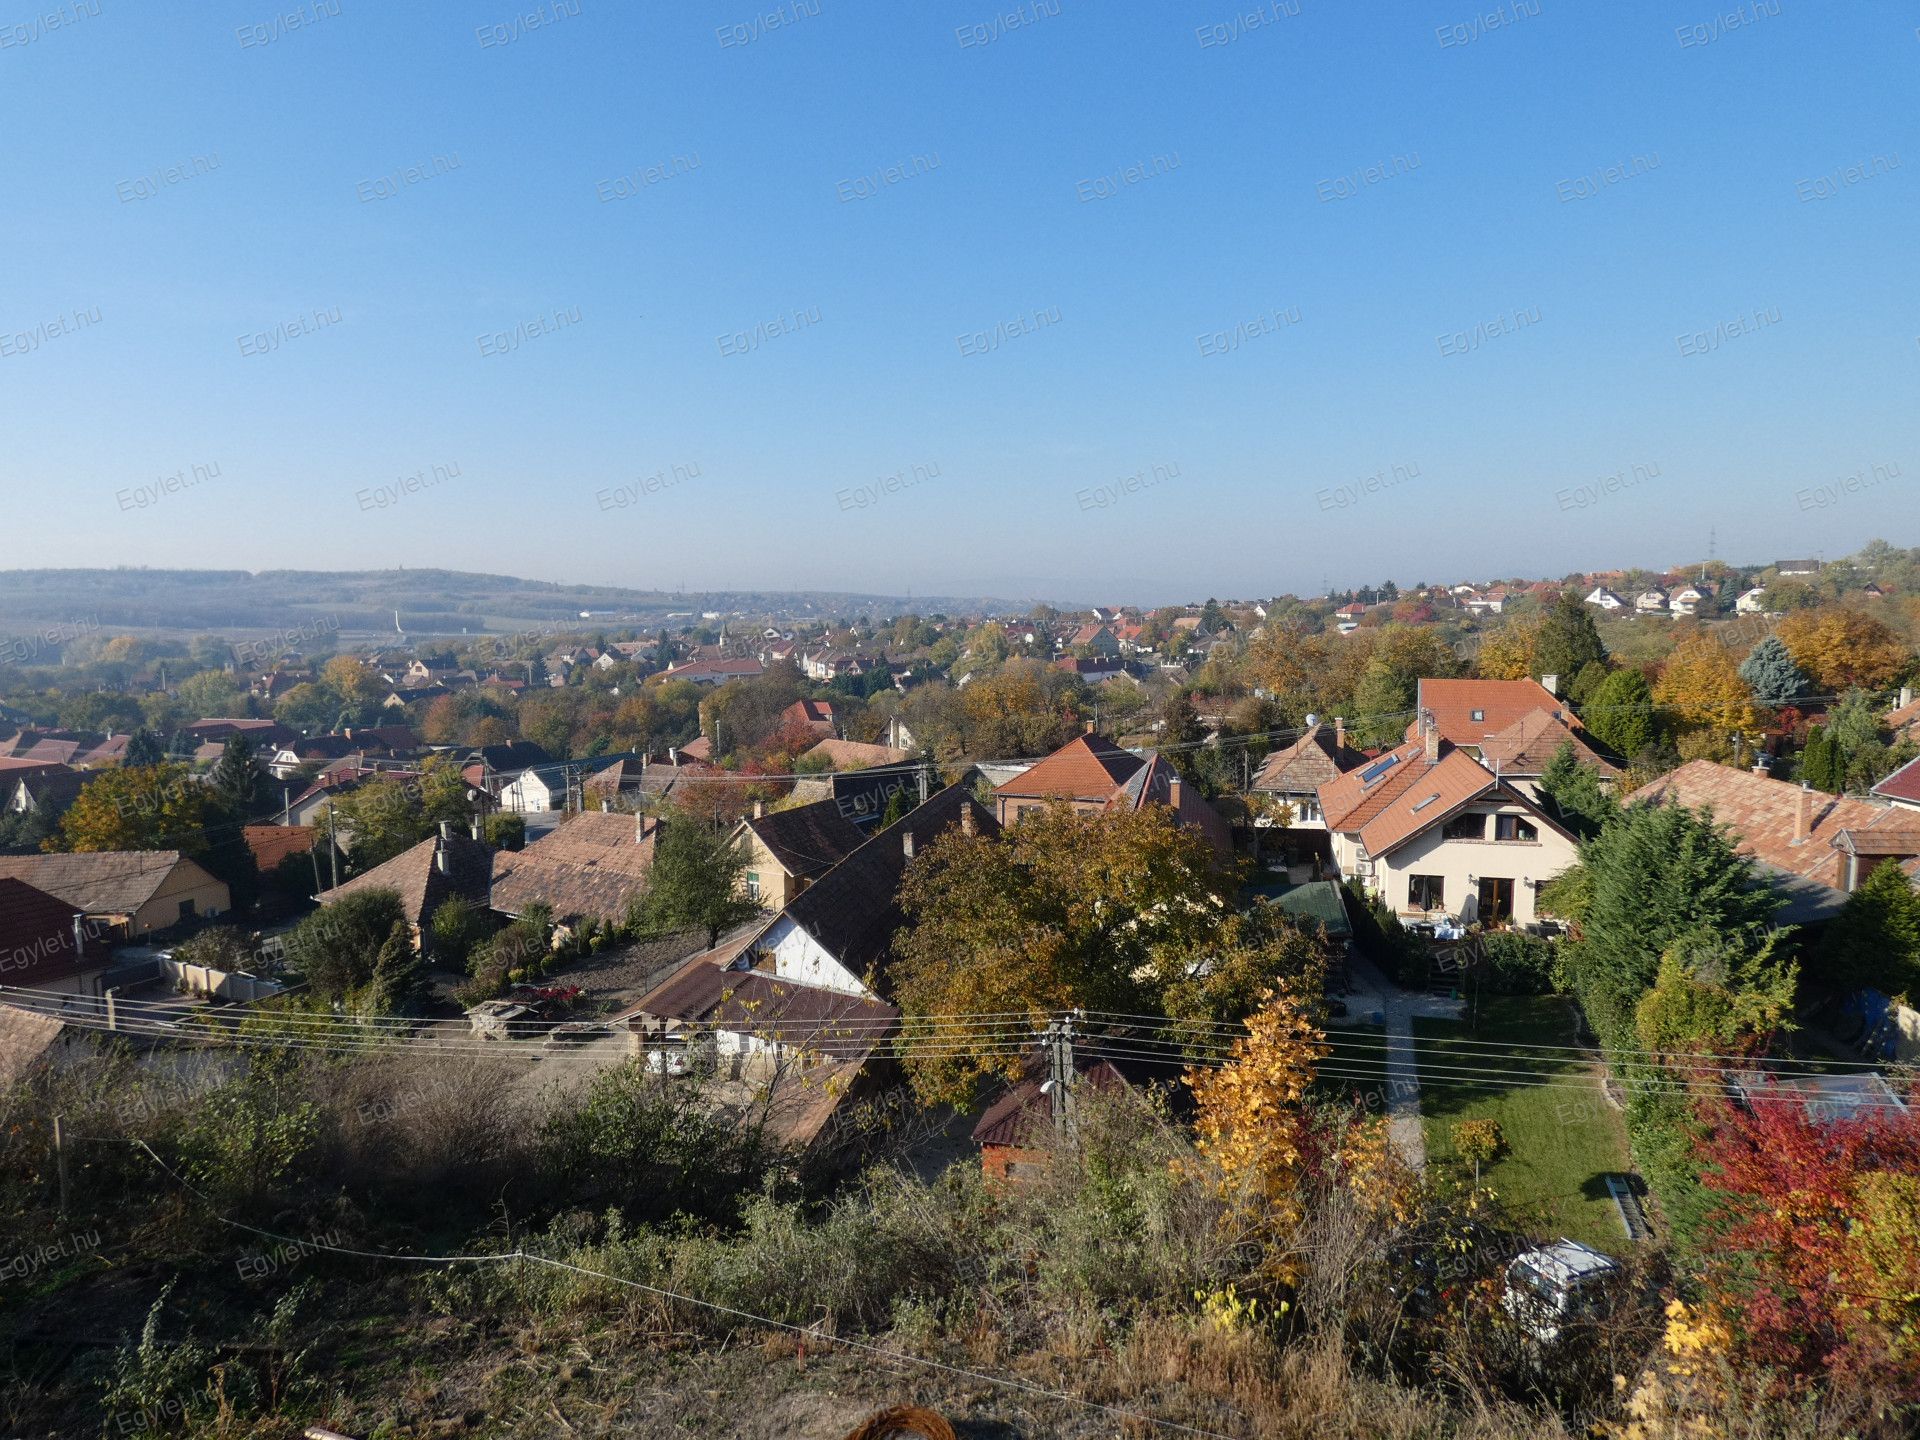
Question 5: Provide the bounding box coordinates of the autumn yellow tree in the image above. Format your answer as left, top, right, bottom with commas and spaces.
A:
1474, 616, 1542, 680
1653, 634, 1762, 752
53, 762, 209, 854
320, 654, 383, 705
1775, 607, 1909, 693
1184, 984, 1329, 1287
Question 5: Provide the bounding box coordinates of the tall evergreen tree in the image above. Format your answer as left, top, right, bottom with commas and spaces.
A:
1821, 858, 1920, 998
1738, 634, 1809, 707
1533, 590, 1608, 684
1582, 667, 1655, 760
1537, 739, 1617, 839
1799, 726, 1838, 792
122, 726, 166, 769
367, 918, 428, 1015
208, 734, 260, 815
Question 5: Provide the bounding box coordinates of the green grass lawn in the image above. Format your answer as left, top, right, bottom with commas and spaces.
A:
1413, 995, 1634, 1255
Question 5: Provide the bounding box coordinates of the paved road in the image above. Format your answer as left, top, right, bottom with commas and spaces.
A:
1343, 953, 1463, 1174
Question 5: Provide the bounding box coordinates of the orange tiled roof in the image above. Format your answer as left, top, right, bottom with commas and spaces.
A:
1414, 679, 1577, 749
1628, 760, 1912, 889
993, 733, 1142, 801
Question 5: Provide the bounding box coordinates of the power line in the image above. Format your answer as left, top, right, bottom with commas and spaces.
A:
96, 1137, 1239, 1440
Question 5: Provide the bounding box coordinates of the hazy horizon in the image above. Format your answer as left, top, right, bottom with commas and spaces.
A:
2, 2, 1912, 601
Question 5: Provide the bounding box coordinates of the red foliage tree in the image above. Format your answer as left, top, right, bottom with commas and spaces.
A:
1693, 1074, 1920, 1398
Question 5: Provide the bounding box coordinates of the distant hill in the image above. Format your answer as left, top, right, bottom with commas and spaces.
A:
0, 568, 1025, 641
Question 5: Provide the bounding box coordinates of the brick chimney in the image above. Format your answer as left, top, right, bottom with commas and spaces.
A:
1334, 716, 1346, 751
1794, 782, 1813, 845
1084, 719, 1096, 735
960, 804, 977, 837
1422, 710, 1439, 764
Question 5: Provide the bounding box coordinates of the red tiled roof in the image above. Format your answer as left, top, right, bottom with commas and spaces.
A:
0, 877, 113, 987
1871, 753, 1920, 809
1413, 679, 1578, 749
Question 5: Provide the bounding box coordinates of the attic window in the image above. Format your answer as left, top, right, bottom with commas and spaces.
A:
1411, 793, 1440, 812
1471, 709, 1485, 722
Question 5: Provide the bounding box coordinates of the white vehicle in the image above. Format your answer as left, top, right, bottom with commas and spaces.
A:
1502, 1239, 1619, 1342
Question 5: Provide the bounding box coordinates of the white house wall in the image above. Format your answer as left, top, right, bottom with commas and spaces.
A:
756, 914, 873, 997
1334, 803, 1578, 926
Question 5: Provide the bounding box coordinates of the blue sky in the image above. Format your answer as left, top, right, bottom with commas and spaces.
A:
1, 0, 1914, 606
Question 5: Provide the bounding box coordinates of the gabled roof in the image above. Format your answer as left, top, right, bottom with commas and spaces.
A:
1114, 754, 1234, 857
0, 851, 213, 918
489, 811, 659, 922
739, 799, 865, 882
972, 1058, 1132, 1149
316, 831, 493, 926
1413, 679, 1578, 750
1478, 710, 1620, 780
776, 783, 1000, 988
993, 732, 1142, 801
1326, 745, 1554, 859
1250, 722, 1364, 794
628, 952, 899, 1040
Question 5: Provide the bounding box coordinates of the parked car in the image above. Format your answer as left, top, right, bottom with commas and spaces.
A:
1502, 1239, 1619, 1342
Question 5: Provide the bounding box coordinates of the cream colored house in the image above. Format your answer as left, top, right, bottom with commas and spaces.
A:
0, 851, 231, 938
1318, 723, 1579, 927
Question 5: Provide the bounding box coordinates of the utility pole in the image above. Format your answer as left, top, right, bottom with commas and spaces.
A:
1039, 1012, 1080, 1143
52, 1115, 70, 1217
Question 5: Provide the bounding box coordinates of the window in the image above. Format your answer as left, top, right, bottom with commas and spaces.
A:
1471, 708, 1485, 722
745, 871, 761, 901
1442, 812, 1485, 841
1409, 874, 1445, 911
1495, 814, 1538, 842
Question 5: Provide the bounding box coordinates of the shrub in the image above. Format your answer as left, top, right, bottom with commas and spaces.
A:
428, 896, 492, 972
1475, 931, 1556, 994
283, 889, 406, 1001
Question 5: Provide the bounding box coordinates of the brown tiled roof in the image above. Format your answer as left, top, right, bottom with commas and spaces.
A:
972, 1059, 1131, 1148
778, 783, 1000, 986
1628, 760, 1910, 889
0, 877, 112, 988
316, 832, 494, 927
0, 1002, 72, 1089
802, 738, 910, 771
0, 757, 72, 784
677, 736, 714, 762
1251, 723, 1362, 794
0, 851, 209, 918
742, 799, 865, 881
625, 946, 898, 1043
1112, 754, 1234, 857
241, 824, 320, 871
1478, 710, 1620, 780
489, 811, 660, 922
1413, 679, 1577, 749
993, 733, 1142, 801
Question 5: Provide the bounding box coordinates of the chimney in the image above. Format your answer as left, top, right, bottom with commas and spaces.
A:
1422, 710, 1439, 764
72, 913, 84, 955
1752, 760, 1770, 777
668, 745, 678, 766
435, 837, 449, 874
1794, 782, 1812, 845
752, 800, 764, 819
1084, 719, 1095, 735
470, 818, 483, 841
439, 820, 452, 841
960, 804, 977, 837
1903, 686, 1914, 710
1334, 716, 1346, 751
1540, 672, 1559, 696
902, 830, 915, 860
1168, 774, 1182, 809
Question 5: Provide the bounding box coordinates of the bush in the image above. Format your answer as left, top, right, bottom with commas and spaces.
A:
428, 896, 492, 972
1475, 931, 1556, 995
485, 813, 526, 850
167, 924, 259, 975
283, 889, 406, 1001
